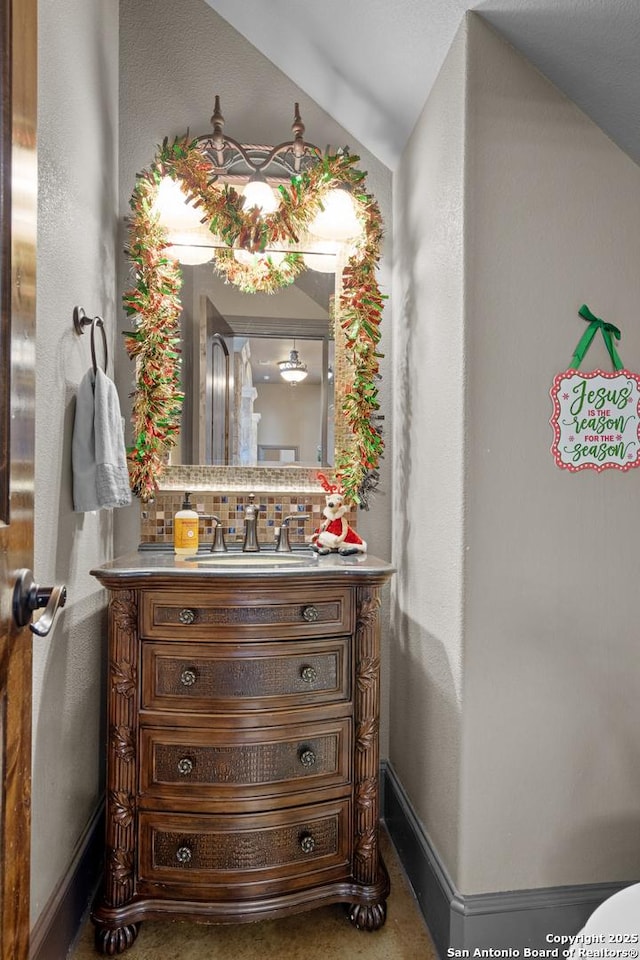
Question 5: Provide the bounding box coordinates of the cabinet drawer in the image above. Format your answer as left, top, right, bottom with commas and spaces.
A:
140, 586, 353, 641
138, 800, 351, 899
140, 719, 351, 803
141, 639, 350, 714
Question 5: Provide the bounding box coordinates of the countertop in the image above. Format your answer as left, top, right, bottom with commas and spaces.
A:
90, 550, 394, 584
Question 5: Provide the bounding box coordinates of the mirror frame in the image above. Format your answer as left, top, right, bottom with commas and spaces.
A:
124, 135, 384, 504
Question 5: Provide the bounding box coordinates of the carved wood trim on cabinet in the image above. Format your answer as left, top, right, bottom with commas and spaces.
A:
104, 590, 139, 909
353, 586, 382, 887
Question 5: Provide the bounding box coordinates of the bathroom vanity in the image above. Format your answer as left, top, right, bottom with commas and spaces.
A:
90, 551, 393, 954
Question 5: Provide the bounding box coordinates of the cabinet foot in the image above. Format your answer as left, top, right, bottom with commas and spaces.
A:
94, 923, 140, 955
347, 900, 387, 931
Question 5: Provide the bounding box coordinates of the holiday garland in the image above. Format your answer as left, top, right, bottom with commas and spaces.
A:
124, 135, 385, 504
213, 248, 305, 293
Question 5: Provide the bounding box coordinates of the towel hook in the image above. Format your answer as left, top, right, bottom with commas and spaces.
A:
73, 306, 108, 374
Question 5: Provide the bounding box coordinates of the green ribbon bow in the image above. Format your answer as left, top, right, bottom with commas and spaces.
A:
569, 304, 623, 371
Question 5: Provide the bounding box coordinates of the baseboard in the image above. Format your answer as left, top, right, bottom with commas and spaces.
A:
29, 799, 104, 960
381, 760, 455, 956
381, 762, 630, 955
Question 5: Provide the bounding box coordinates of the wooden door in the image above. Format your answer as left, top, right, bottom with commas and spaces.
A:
0, 0, 37, 957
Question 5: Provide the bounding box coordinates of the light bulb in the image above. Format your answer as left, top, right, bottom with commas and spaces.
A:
233, 246, 286, 268
242, 176, 280, 215
153, 176, 203, 232
167, 244, 214, 266
308, 188, 362, 242
302, 239, 340, 273
165, 224, 216, 264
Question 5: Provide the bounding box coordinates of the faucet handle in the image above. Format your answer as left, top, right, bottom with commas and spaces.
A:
200, 514, 227, 553
283, 514, 310, 525
275, 524, 291, 553
210, 516, 227, 553
276, 514, 310, 553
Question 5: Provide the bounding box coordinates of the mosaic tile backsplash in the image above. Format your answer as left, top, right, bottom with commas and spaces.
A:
140, 491, 357, 548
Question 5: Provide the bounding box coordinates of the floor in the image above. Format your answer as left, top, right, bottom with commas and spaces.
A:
70, 830, 437, 960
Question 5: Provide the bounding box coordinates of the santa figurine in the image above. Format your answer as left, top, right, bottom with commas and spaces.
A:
311, 474, 367, 556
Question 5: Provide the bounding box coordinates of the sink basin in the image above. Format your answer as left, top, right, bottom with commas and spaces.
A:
185, 553, 316, 567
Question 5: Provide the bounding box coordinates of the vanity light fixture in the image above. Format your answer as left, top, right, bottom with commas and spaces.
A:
278, 343, 308, 384
202, 95, 320, 185
154, 96, 363, 268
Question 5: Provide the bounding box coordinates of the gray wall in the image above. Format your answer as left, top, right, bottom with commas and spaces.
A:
33, 0, 119, 924
392, 12, 640, 896
461, 14, 640, 894
391, 18, 467, 883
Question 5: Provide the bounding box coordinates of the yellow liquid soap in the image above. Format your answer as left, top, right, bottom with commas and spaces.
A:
174, 492, 199, 556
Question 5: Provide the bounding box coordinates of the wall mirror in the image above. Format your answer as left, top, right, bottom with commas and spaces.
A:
175, 266, 335, 469
124, 98, 384, 504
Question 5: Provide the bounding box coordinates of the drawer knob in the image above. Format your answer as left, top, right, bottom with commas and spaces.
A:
299, 749, 316, 768
176, 845, 192, 864
299, 833, 315, 854
178, 608, 196, 624
302, 605, 319, 622
300, 665, 317, 684
177, 757, 194, 775
180, 668, 197, 687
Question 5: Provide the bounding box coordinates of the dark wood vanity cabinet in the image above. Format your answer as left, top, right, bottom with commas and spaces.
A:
90, 559, 392, 955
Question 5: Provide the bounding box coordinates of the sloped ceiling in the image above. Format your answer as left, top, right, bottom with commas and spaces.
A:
205, 0, 640, 170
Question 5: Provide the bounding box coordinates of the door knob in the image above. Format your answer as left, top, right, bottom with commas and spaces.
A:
12, 569, 67, 637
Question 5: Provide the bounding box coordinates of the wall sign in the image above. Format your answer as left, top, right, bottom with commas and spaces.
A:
550, 370, 640, 472
550, 305, 640, 473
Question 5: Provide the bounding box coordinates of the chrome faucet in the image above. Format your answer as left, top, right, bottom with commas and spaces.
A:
275, 514, 310, 553
242, 494, 261, 552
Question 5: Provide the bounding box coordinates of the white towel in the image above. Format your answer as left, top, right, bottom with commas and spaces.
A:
72, 367, 132, 512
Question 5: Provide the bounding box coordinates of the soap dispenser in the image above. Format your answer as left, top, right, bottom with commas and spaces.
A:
174, 492, 199, 556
